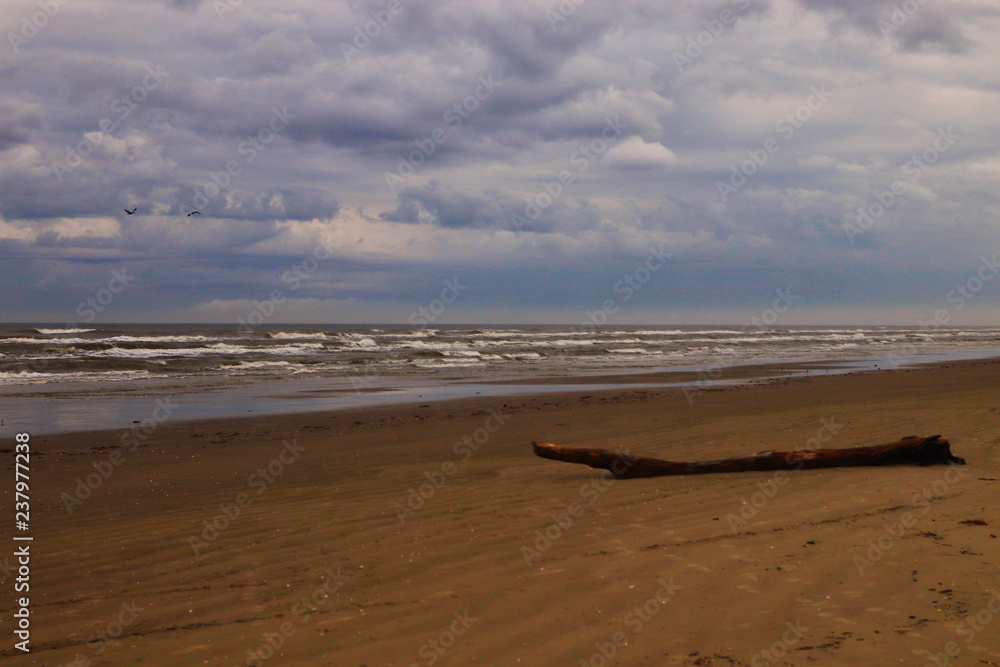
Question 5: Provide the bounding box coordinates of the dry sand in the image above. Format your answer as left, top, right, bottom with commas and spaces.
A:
2, 358, 999, 666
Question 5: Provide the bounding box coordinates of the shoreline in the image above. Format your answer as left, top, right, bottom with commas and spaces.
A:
7, 347, 1000, 436
20, 352, 1000, 454
3, 355, 999, 664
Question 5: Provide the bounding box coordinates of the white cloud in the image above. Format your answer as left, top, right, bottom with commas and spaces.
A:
604, 137, 679, 168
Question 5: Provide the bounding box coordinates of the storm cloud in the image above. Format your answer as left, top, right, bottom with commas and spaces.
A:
2, 0, 999, 324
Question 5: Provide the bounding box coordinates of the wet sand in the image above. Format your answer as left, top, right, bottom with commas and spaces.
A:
2, 358, 999, 665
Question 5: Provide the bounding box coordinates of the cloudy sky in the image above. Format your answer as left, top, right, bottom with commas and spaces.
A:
2, 0, 999, 325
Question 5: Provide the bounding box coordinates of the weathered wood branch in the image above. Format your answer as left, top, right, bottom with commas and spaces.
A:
532, 436, 965, 479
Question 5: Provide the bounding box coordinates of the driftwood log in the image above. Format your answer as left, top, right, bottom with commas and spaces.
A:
532, 435, 965, 479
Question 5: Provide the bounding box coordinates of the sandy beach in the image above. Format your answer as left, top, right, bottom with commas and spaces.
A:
3, 358, 999, 666
11, 0, 1000, 663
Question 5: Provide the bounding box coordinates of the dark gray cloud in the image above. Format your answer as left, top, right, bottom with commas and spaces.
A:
1, 0, 999, 323
796, 0, 998, 53
0, 98, 42, 151
168, 186, 340, 221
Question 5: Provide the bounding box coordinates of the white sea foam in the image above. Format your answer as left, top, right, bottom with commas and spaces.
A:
0, 369, 152, 385
4, 324, 1000, 386
266, 343, 325, 354
4, 337, 91, 344
34, 328, 96, 335
386, 340, 475, 352
100, 335, 218, 343
631, 329, 736, 336
84, 342, 323, 358
377, 329, 438, 338
267, 332, 329, 340
90, 343, 250, 358
343, 337, 378, 348
6, 334, 222, 344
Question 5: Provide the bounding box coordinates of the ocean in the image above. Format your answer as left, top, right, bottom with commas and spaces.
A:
5, 323, 1000, 386
3, 323, 1000, 434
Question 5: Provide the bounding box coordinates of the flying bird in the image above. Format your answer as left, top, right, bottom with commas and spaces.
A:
124, 207, 137, 215
187, 211, 201, 216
